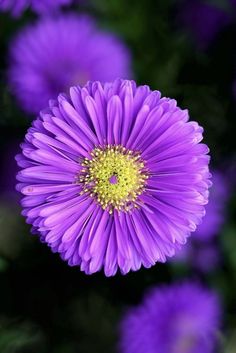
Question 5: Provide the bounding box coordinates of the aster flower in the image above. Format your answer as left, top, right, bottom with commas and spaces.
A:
8, 14, 131, 114
0, 0, 73, 17
119, 282, 221, 353
178, 0, 231, 49
16, 79, 211, 276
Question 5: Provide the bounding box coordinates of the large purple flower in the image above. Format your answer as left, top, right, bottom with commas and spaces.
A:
8, 14, 131, 114
16, 79, 211, 276
0, 0, 73, 16
119, 282, 221, 353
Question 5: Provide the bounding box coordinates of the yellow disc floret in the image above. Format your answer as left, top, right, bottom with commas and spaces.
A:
78, 145, 148, 213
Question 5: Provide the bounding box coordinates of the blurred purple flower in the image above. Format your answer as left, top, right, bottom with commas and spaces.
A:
0, 0, 73, 16
0, 140, 20, 201
193, 244, 220, 272
8, 14, 132, 114
16, 79, 211, 276
174, 241, 221, 273
173, 170, 228, 272
194, 170, 229, 241
119, 281, 221, 353
178, 0, 231, 49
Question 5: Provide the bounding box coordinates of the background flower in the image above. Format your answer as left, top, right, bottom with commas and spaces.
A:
8, 14, 131, 114
194, 170, 229, 241
0, 139, 20, 200
173, 170, 229, 272
0, 0, 73, 17
16, 79, 210, 276
193, 244, 220, 272
178, 0, 231, 49
119, 281, 222, 353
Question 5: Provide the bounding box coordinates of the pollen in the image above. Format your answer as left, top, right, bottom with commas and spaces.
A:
79, 145, 148, 212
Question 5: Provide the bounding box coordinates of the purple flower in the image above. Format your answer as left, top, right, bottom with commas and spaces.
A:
0, 0, 73, 16
194, 171, 229, 241
173, 170, 228, 272
8, 14, 131, 114
193, 244, 220, 273
178, 0, 231, 49
16, 79, 211, 276
119, 282, 221, 353
174, 241, 221, 273
0, 139, 21, 201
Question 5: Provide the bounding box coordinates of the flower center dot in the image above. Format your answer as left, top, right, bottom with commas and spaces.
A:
79, 145, 148, 213
109, 175, 118, 184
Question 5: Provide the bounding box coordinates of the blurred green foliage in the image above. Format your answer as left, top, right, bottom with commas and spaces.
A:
0, 319, 45, 353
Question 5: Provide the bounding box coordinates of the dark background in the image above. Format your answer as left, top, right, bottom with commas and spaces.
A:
0, 1, 236, 352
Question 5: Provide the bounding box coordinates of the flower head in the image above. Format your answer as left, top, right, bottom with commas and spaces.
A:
8, 14, 131, 114
16, 79, 211, 276
0, 0, 73, 16
119, 281, 221, 353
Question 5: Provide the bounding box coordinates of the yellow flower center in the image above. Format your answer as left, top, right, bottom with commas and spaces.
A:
79, 145, 148, 213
